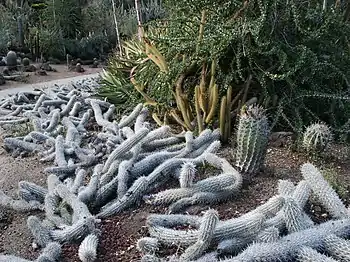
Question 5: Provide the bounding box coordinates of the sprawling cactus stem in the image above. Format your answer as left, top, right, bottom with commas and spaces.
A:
27, 215, 53, 247
50, 216, 97, 243
45, 109, 60, 132
102, 127, 149, 173
230, 219, 350, 261
302, 123, 333, 152
179, 162, 196, 188
301, 163, 349, 219
78, 165, 103, 204
180, 209, 219, 260
217, 238, 249, 256
277, 180, 295, 196
256, 226, 279, 243
282, 197, 310, 233
4, 137, 43, 152
97, 176, 148, 218
18, 181, 47, 202
0, 190, 43, 212
0, 242, 62, 262
140, 254, 162, 262
324, 234, 350, 261
118, 103, 143, 128
78, 233, 99, 262
234, 105, 270, 178
297, 246, 338, 262
36, 242, 62, 262
137, 237, 159, 254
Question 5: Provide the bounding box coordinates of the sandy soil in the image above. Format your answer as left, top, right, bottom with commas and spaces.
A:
0, 64, 102, 91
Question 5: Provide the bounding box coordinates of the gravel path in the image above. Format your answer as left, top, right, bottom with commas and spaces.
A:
0, 73, 101, 99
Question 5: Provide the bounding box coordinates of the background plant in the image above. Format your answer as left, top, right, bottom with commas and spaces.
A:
101, 0, 350, 143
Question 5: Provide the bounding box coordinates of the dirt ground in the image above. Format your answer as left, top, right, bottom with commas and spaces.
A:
0, 63, 102, 91
0, 137, 349, 261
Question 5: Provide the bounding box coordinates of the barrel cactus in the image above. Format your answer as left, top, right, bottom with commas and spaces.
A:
302, 123, 332, 153
234, 105, 270, 179
6, 51, 18, 69
23, 57, 30, 66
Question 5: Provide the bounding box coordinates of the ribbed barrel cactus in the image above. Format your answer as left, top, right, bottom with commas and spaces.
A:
302, 123, 332, 152
6, 50, 18, 69
234, 105, 270, 178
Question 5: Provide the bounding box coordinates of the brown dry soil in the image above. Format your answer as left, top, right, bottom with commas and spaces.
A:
0, 64, 102, 90
0, 138, 350, 261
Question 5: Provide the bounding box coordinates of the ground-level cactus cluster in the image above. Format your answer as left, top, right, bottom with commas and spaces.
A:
138, 163, 350, 261
302, 123, 333, 153
0, 80, 233, 261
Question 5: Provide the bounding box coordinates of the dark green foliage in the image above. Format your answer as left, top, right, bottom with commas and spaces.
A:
118, 0, 350, 139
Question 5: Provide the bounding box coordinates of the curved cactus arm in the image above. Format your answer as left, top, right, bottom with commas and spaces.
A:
45, 110, 60, 132
50, 216, 97, 244
69, 101, 82, 117
97, 176, 148, 218
78, 233, 99, 262
18, 181, 48, 202
255, 226, 280, 243
27, 215, 53, 248
301, 163, 349, 219
282, 197, 312, 233
277, 180, 295, 196
18, 188, 40, 203
54, 135, 67, 167
4, 137, 43, 153
35, 242, 62, 262
60, 95, 77, 116
147, 212, 265, 247
292, 180, 311, 209
142, 126, 171, 145
71, 169, 87, 194
180, 209, 219, 261
179, 162, 197, 188
169, 190, 236, 214
117, 159, 134, 199
142, 137, 185, 152
62, 117, 81, 147
297, 247, 339, 262
230, 218, 350, 262
33, 94, 48, 111
99, 159, 121, 186
324, 234, 350, 261
44, 194, 68, 227
77, 109, 93, 132
103, 104, 116, 121
0, 118, 29, 125
40, 152, 55, 163
137, 237, 159, 254
0, 190, 43, 212
54, 184, 92, 223
130, 151, 181, 180
175, 131, 194, 158
146, 214, 202, 228
217, 238, 250, 256
95, 174, 120, 208
118, 103, 144, 128
134, 108, 149, 132
102, 127, 149, 173
78, 164, 103, 204
88, 99, 117, 132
